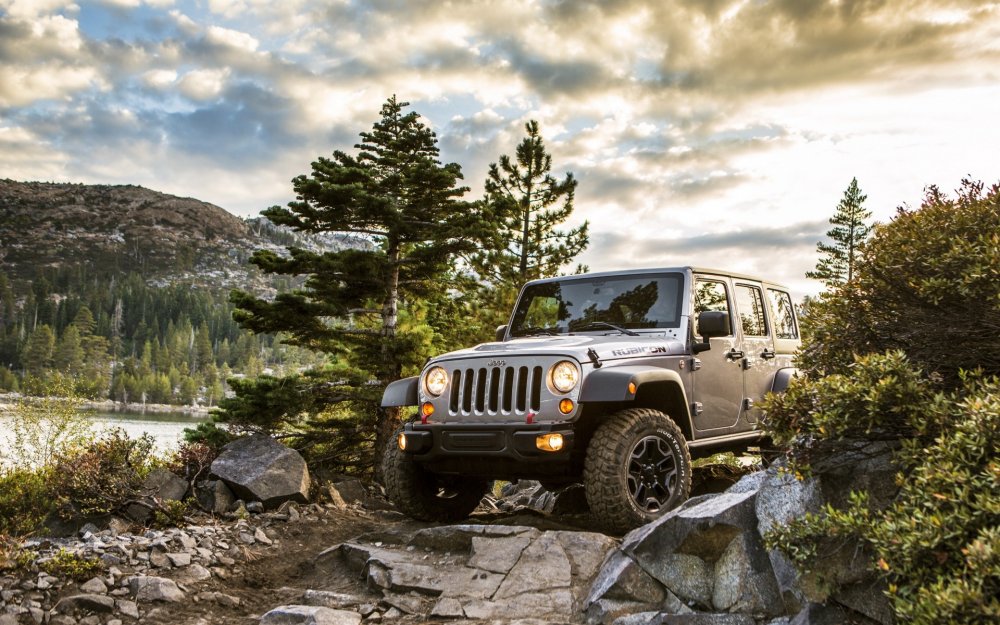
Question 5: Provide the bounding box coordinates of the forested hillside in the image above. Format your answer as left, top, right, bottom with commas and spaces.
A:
0, 180, 368, 405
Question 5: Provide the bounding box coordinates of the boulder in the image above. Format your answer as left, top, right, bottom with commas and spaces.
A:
711, 532, 782, 616
143, 468, 188, 502
195, 479, 236, 515
53, 594, 116, 614
260, 605, 361, 625
210, 434, 310, 508
586, 551, 667, 607
128, 576, 184, 602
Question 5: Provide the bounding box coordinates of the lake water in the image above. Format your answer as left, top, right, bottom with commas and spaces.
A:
87, 410, 210, 451
0, 409, 210, 464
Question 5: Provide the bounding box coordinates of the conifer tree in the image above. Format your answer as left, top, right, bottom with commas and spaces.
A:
226, 96, 483, 469
807, 178, 872, 288
472, 120, 589, 291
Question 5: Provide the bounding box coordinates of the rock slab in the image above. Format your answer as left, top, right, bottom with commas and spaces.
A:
211, 434, 310, 508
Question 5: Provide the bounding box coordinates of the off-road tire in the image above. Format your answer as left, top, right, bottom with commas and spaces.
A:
584, 408, 692, 534
382, 428, 490, 522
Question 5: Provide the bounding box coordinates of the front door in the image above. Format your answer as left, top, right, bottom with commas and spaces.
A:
691, 276, 745, 433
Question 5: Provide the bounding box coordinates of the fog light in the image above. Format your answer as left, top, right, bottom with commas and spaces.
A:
536, 433, 564, 452
397, 432, 407, 450
559, 399, 574, 414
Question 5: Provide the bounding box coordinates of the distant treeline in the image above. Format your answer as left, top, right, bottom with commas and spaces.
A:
0, 266, 321, 405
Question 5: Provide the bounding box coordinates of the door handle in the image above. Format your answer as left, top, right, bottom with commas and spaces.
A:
761, 349, 776, 360
726, 349, 745, 360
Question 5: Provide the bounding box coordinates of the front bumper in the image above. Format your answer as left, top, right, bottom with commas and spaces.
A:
400, 421, 575, 463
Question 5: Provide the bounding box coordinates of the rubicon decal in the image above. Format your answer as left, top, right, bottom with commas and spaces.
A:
610, 345, 669, 357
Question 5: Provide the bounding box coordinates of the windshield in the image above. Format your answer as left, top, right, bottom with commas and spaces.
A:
509, 273, 684, 337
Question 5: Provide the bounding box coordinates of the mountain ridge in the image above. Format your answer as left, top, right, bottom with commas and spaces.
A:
0, 179, 371, 293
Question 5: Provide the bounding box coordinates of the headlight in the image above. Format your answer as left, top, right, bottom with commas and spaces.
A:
550, 361, 579, 394
423, 366, 449, 397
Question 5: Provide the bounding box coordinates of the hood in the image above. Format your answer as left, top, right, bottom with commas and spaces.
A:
429, 331, 688, 365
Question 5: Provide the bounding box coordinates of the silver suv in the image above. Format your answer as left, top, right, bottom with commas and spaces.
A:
381, 267, 800, 532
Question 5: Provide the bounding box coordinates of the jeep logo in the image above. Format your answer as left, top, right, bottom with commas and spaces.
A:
611, 345, 669, 357
486, 359, 507, 367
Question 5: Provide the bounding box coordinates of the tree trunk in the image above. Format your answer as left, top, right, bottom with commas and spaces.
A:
374, 240, 403, 482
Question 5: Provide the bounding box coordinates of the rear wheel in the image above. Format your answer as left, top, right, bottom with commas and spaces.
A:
382, 428, 490, 522
584, 408, 692, 533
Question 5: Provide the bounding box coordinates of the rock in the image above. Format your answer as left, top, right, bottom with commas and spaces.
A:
586, 551, 666, 607
659, 616, 757, 625
116, 599, 140, 619
712, 532, 782, 616
612, 612, 666, 625
624, 490, 759, 564
789, 603, 856, 625
195, 480, 236, 515
494, 532, 572, 599
328, 479, 367, 505
54, 594, 117, 614
260, 605, 362, 625
301, 590, 365, 609
463, 588, 574, 620
255, 528, 273, 545
552, 530, 620, 581
381, 591, 431, 614
832, 579, 895, 625
143, 468, 188, 502
210, 434, 310, 508
176, 563, 213, 584
430, 597, 464, 618
326, 484, 348, 508
166, 552, 191, 567
467, 534, 533, 574
651, 554, 714, 608
128, 576, 185, 602
551, 484, 590, 514
79, 576, 108, 594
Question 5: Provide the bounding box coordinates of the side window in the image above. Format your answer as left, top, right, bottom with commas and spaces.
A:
693, 280, 731, 336
767, 289, 799, 339
734, 285, 768, 337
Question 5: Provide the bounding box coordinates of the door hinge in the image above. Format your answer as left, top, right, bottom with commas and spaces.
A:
743, 398, 754, 410
691, 358, 702, 371
691, 402, 704, 416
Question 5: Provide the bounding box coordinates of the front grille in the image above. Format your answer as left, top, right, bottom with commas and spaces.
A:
448, 365, 544, 416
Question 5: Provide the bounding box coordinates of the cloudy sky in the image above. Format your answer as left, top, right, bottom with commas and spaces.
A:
2, 0, 999, 297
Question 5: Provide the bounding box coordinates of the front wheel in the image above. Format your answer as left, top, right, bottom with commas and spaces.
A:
584, 408, 692, 534
382, 428, 490, 522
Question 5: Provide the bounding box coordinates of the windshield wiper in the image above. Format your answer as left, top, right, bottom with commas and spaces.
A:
572, 321, 639, 336
517, 326, 558, 337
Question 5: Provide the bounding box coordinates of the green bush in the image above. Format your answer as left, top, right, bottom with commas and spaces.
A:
800, 179, 1000, 384
39, 548, 104, 581
760, 351, 949, 455
0, 465, 55, 537
48, 429, 156, 519
765, 374, 1000, 625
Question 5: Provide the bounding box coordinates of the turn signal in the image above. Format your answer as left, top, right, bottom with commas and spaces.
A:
628, 382, 637, 395
397, 432, 407, 450
559, 399, 574, 414
536, 433, 564, 452
421, 402, 435, 418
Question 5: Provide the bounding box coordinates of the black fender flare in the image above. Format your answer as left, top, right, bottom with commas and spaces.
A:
770, 367, 800, 393
580, 366, 693, 436
382, 376, 419, 407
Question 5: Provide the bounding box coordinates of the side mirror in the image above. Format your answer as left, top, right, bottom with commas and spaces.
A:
495, 324, 508, 342
693, 311, 730, 354
698, 311, 731, 338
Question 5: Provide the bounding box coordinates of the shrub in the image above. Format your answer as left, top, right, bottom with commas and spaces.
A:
47, 429, 156, 519
39, 548, 104, 581
2, 376, 91, 468
800, 179, 1000, 385
0, 465, 55, 536
167, 441, 218, 484
765, 375, 1000, 625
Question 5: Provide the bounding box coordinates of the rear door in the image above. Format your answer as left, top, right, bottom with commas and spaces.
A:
732, 282, 776, 424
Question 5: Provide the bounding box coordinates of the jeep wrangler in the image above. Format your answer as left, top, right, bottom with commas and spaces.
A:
381, 267, 800, 533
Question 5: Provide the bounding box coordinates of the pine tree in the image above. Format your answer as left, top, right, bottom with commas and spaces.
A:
807, 178, 872, 288
22, 324, 55, 376
472, 120, 589, 291
225, 96, 484, 470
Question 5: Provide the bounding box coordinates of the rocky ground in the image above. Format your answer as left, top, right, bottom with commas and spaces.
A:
0, 483, 615, 625
1, 439, 895, 625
